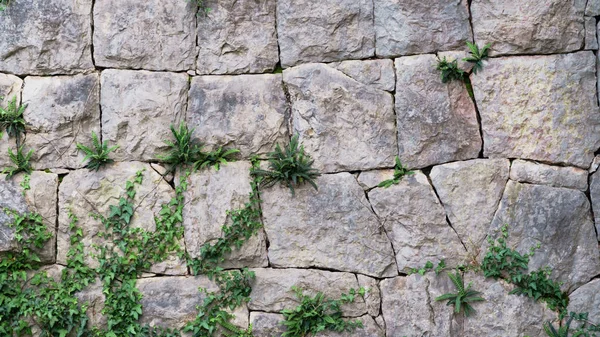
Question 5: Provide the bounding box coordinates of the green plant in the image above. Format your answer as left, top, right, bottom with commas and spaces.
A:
19, 173, 30, 195
0, 0, 8, 11
378, 156, 414, 188
0, 96, 26, 142
435, 271, 484, 317
3, 146, 33, 179
436, 57, 465, 83
280, 286, 365, 337
251, 135, 320, 196
408, 260, 446, 276
190, 0, 211, 16
463, 42, 491, 74
482, 225, 568, 315
159, 122, 203, 168
542, 312, 600, 337
194, 147, 240, 171
76, 131, 119, 171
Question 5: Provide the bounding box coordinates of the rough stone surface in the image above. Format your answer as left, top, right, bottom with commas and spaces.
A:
57, 162, 186, 275
196, 0, 279, 74
248, 268, 368, 317
462, 275, 557, 337
357, 169, 395, 190
187, 74, 288, 157
137, 276, 248, 331
276, 0, 374, 67
588, 0, 600, 16
261, 173, 397, 278
93, 0, 196, 71
374, 0, 472, 57
568, 279, 600, 326
472, 52, 600, 168
369, 171, 466, 272
329, 59, 395, 92
471, 0, 586, 55
0, 0, 93, 75
181, 161, 268, 268
395, 54, 481, 169
589, 169, 600, 239
488, 181, 600, 291
357, 274, 381, 317
510, 160, 588, 191
250, 312, 384, 337
585, 17, 599, 50
22, 74, 100, 169
100, 70, 188, 162
75, 279, 106, 329
430, 159, 510, 251
380, 274, 458, 336
284, 63, 397, 172
0, 172, 58, 264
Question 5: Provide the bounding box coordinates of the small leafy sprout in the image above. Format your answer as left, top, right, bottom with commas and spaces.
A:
378, 156, 414, 188
76, 131, 118, 171
251, 134, 320, 197
194, 147, 240, 171
463, 42, 491, 74
281, 286, 365, 337
436, 57, 465, 83
408, 260, 446, 276
159, 122, 203, 168
0, 0, 9, 12
435, 271, 484, 317
3, 146, 33, 179
0, 95, 27, 142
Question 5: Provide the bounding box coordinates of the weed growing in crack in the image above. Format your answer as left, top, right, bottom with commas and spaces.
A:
280, 286, 366, 337
0, 96, 26, 143
435, 270, 484, 317
3, 146, 33, 179
76, 131, 119, 171
463, 42, 491, 74
408, 259, 446, 276
377, 156, 414, 188
436, 57, 465, 83
251, 134, 320, 197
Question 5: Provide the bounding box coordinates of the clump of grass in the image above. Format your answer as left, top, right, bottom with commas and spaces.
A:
251, 135, 320, 196
463, 42, 491, 74
0, 96, 27, 143
3, 146, 33, 179
76, 131, 119, 171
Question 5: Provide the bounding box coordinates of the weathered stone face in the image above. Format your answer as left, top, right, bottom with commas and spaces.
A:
462, 275, 558, 337
260, 173, 397, 278
57, 162, 186, 275
187, 74, 288, 157
284, 63, 397, 173
137, 275, 249, 332
487, 181, 600, 292
568, 279, 600, 327
374, 0, 472, 58
75, 278, 106, 329
589, 169, 600, 240
510, 160, 588, 191
357, 274, 381, 317
248, 268, 368, 317
196, 0, 279, 75
0, 172, 58, 264
0, 0, 93, 75
329, 59, 396, 92
22, 74, 100, 170
93, 0, 196, 71
181, 161, 268, 268
369, 171, 467, 272
395, 54, 481, 169
100, 70, 188, 162
472, 52, 600, 168
471, 0, 586, 55
430, 159, 510, 251
588, 0, 600, 15
585, 17, 599, 50
380, 274, 458, 336
276, 0, 374, 67
357, 169, 395, 190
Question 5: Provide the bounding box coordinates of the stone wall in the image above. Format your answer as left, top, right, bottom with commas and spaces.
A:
1, 0, 600, 336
